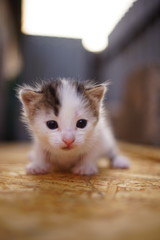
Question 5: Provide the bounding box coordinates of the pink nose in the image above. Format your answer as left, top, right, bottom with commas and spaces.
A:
63, 137, 75, 146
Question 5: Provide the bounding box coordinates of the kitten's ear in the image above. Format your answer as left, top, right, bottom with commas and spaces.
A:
86, 84, 107, 102
18, 88, 42, 115
19, 89, 41, 106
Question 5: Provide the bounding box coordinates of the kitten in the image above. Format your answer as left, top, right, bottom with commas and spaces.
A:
18, 78, 129, 175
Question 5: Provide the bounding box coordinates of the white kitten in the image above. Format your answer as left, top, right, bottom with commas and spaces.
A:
18, 78, 129, 175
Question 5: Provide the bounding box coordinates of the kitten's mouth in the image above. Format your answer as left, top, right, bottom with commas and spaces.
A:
61, 145, 74, 151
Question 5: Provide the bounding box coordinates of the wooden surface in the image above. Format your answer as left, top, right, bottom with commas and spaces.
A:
0, 142, 160, 240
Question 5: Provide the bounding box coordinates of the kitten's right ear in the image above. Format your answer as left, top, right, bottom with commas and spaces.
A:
18, 89, 42, 115
19, 89, 41, 106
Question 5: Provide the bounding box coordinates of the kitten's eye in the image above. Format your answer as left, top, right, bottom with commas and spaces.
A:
46, 120, 58, 130
76, 119, 87, 129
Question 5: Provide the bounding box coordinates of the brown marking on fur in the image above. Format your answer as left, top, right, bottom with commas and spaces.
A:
19, 79, 106, 124
85, 85, 106, 119
40, 80, 62, 116
19, 80, 62, 122
70, 80, 106, 119
71, 81, 85, 95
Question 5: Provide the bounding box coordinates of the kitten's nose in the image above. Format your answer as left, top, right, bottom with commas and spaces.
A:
63, 137, 75, 146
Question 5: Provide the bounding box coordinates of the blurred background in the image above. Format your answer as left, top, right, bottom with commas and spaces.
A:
0, 0, 160, 145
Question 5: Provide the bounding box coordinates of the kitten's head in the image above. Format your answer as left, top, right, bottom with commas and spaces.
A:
18, 79, 107, 152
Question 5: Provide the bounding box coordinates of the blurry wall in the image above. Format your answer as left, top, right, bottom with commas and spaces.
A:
21, 35, 97, 83
100, 0, 160, 103
0, 0, 21, 141
99, 0, 160, 145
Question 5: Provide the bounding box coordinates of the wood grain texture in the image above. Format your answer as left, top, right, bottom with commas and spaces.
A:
0, 142, 160, 240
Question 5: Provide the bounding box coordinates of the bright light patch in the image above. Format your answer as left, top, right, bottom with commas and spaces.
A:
22, 0, 134, 53
82, 35, 108, 53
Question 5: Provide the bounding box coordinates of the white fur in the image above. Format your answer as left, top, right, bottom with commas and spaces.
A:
20, 79, 130, 175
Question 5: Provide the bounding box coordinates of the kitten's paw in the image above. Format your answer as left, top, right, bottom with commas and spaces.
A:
111, 155, 130, 169
26, 162, 51, 175
71, 163, 98, 176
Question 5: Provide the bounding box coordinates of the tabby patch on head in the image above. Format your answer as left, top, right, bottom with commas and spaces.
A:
41, 80, 62, 116
18, 78, 107, 120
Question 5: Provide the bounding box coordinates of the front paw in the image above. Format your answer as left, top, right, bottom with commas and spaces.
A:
111, 155, 130, 169
26, 162, 51, 175
71, 163, 98, 176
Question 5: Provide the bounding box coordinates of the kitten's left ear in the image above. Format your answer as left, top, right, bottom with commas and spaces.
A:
86, 84, 107, 102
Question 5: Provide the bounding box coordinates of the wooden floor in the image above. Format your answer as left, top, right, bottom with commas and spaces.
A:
0, 142, 160, 240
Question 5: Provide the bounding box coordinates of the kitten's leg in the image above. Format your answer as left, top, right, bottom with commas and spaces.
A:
71, 152, 98, 176
26, 143, 52, 174
103, 127, 130, 169
107, 147, 130, 169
